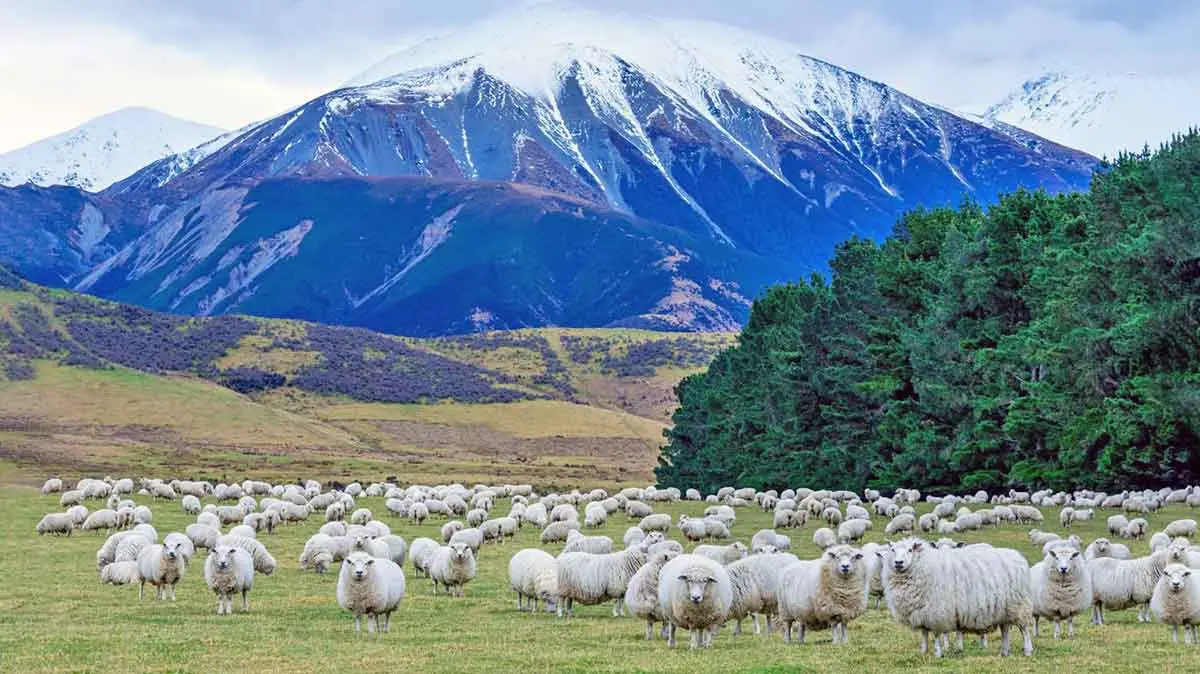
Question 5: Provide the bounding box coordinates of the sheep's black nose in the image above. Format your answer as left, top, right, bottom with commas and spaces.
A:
893, 561, 904, 570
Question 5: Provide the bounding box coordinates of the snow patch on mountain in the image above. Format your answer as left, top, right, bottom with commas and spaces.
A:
0, 107, 226, 191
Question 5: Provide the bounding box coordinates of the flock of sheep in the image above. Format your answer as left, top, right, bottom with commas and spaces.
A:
33, 477, 1200, 655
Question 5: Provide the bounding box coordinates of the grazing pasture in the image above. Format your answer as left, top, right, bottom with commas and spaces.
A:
5, 475, 1199, 673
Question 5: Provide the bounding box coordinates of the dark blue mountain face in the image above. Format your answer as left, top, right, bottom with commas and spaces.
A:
0, 55, 1099, 335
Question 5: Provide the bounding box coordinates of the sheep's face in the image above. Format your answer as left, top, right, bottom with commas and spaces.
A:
730, 542, 748, 559
889, 540, 924, 572
1163, 565, 1192, 593
1092, 539, 1111, 555
825, 546, 865, 577
347, 554, 375, 580
1049, 548, 1082, 575
451, 543, 472, 562
754, 544, 779, 555
641, 532, 665, 549
1167, 543, 1191, 564
163, 541, 183, 561
212, 545, 237, 571
679, 572, 718, 604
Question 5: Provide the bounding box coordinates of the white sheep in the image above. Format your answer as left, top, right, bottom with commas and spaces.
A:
409, 537, 440, 577
562, 530, 614, 554
137, 539, 188, 601
885, 513, 916, 536
836, 519, 871, 543
778, 545, 869, 644
540, 520, 580, 544
657, 553, 733, 649
694, 542, 749, 565
59, 489, 85, 507
35, 512, 74, 536
1165, 519, 1198, 539
638, 514, 672, 533
1084, 538, 1132, 560
724, 550, 800, 635
1107, 515, 1129, 537
623, 527, 646, 547
1150, 564, 1200, 644
337, 552, 406, 634
750, 529, 790, 553
883, 537, 1033, 657
41, 478, 64, 495
217, 534, 277, 575
429, 542, 477, 597
1031, 546, 1092, 638
100, 560, 141, 585
624, 550, 681, 639
204, 544, 254, 615
556, 546, 648, 618
299, 534, 335, 573
813, 527, 837, 549
1089, 548, 1173, 624
508, 548, 558, 613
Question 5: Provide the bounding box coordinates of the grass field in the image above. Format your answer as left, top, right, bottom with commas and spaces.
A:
3, 473, 1198, 673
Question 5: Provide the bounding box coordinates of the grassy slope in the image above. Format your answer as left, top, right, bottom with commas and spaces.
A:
0, 286, 731, 486
1, 482, 1196, 673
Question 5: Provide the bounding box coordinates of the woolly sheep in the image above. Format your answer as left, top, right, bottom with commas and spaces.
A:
409, 503, 429, 525
1121, 518, 1149, 540
883, 538, 1033, 657
377, 535, 407, 566
624, 527, 646, 547
1150, 564, 1200, 644
1084, 538, 1131, 560
694, 542, 749, 565
217, 534, 277, 576
624, 550, 681, 639
885, 514, 917, 536
509, 548, 559, 613
822, 507, 843, 526
337, 552, 406, 633
41, 478, 64, 495
778, 545, 869, 644
429, 542, 477, 597
678, 516, 708, 542
702, 518, 732, 540
1031, 546, 1092, 639
81, 509, 121, 533
409, 537, 440, 577
1089, 548, 1173, 624
100, 560, 140, 585
185, 523, 220, 551
541, 520, 581, 544
36, 512, 74, 536
1107, 515, 1129, 537
163, 532, 195, 563
724, 550, 800, 635
556, 546, 648, 618
137, 539, 187, 601
837, 519, 871, 544
638, 514, 672, 533
813, 528, 837, 549
204, 544, 254, 615
551, 504, 579, 523
918, 513, 938, 533
66, 505, 89, 526
563, 530, 614, 555
299, 534, 335, 574
657, 554, 733, 649
751, 529, 790, 553
1165, 519, 1198, 539
773, 510, 794, 529
228, 524, 256, 539
449, 527, 484, 554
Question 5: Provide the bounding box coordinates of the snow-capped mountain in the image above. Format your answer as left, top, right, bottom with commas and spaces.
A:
0, 4, 1099, 335
980, 69, 1200, 157
0, 107, 225, 192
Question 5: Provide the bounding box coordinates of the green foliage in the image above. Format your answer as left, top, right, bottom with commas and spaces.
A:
659, 130, 1200, 492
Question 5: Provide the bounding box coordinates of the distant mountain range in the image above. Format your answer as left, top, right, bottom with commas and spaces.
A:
0, 107, 225, 192
977, 69, 1200, 157
0, 5, 1098, 335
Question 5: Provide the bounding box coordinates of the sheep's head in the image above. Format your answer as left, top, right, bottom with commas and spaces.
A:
450, 542, 473, 562
753, 544, 779, 555
729, 542, 749, 559
163, 540, 183, 561
888, 539, 925, 572
1167, 542, 1192, 564
211, 545, 238, 571
1048, 547, 1082, 575
1163, 564, 1192, 593
677, 570, 719, 604
641, 532, 665, 549
345, 552, 374, 580
825, 545, 865, 577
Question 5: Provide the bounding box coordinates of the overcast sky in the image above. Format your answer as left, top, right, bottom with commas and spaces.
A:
1, 0, 1196, 152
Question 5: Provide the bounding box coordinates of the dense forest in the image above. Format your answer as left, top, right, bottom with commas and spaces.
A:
658, 131, 1200, 494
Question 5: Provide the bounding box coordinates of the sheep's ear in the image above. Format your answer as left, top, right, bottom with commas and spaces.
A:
1071, 551, 1080, 558
366, 558, 375, 565
911, 542, 923, 552
956, 542, 966, 548
826, 550, 836, 559
854, 552, 864, 560
677, 574, 689, 581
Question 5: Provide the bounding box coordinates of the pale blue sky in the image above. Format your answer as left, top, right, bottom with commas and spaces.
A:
1, 0, 1196, 151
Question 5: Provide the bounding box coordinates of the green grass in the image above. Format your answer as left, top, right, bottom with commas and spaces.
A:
2, 477, 1198, 673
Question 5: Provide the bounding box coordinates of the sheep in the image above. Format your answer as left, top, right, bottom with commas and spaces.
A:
1121, 518, 1149, 540
1089, 548, 1173, 624
66, 505, 89, 526
377, 535, 407, 566
41, 478, 64, 495
1165, 519, 1198, 539
837, 519, 871, 544
523, 502, 549, 528
751, 529, 790, 552
1084, 538, 1132, 560
624, 550, 681, 639
540, 520, 580, 544
409, 537, 440, 577
822, 507, 843, 527
1150, 564, 1200, 644
885, 513, 916, 536
861, 542, 885, 608
217, 535, 277, 576
100, 560, 141, 585
1031, 546, 1092, 639
466, 509, 488, 528
299, 534, 336, 574
337, 552, 406, 634
59, 489, 85, 507
624, 527, 646, 548
1151, 531, 1173, 552
204, 544, 254, 615
36, 512, 74, 536
80, 509, 121, 533
556, 546, 648, 618
1011, 505, 1044, 524
1107, 515, 1129, 537
448, 527, 484, 555
408, 503, 429, 525
1029, 529, 1060, 546
778, 545, 869, 644
114, 533, 155, 564
228, 524, 256, 539
638, 514, 672, 533
657, 554, 733, 649
678, 516, 708, 542
702, 518, 732, 540
563, 530, 614, 555
813, 528, 837, 549
136, 539, 188, 601
883, 537, 1033, 657
694, 542, 749, 565
429, 542, 477, 597
724, 549, 800, 635
185, 523, 220, 551
509, 549, 559, 613
163, 532, 195, 563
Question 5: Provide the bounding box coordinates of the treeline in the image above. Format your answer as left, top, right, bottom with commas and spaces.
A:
658, 130, 1200, 494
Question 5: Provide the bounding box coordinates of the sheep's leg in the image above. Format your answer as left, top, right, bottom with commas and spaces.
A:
645, 620, 654, 640
920, 629, 929, 654
1053, 618, 1061, 639
353, 614, 361, 634
733, 618, 742, 636
933, 632, 944, 658
1000, 625, 1011, 657
1094, 603, 1105, 626
367, 614, 377, 634
980, 633, 988, 649
796, 623, 805, 644
1173, 625, 1179, 644
170, 584, 177, 601
517, 593, 524, 611
765, 614, 774, 635
139, 582, 145, 601
556, 598, 564, 619
1067, 616, 1075, 638
1021, 626, 1032, 657
783, 620, 793, 644
382, 612, 391, 633
955, 631, 964, 651
689, 628, 700, 650
753, 614, 762, 635
1033, 616, 1040, 637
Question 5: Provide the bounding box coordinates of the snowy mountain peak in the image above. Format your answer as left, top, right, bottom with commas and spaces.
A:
0, 107, 225, 191
980, 68, 1198, 157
